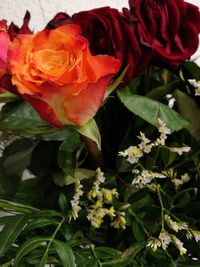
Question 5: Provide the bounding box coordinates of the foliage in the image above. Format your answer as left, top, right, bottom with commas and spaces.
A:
0, 62, 199, 266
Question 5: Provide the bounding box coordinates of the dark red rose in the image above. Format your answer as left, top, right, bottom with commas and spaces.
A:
46, 12, 71, 29
72, 7, 153, 82
8, 11, 32, 41
126, 0, 200, 67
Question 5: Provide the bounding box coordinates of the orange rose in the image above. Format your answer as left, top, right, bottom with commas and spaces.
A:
8, 25, 120, 127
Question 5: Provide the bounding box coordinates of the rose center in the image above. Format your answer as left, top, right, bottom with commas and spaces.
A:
31, 49, 75, 77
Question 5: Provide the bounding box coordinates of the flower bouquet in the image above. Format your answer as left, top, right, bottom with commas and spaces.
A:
0, 0, 200, 266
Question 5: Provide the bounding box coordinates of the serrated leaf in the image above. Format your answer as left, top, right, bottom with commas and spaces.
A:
0, 214, 28, 257
117, 87, 189, 132
14, 237, 49, 266
174, 89, 200, 141
53, 168, 95, 186
53, 240, 76, 267
77, 119, 101, 151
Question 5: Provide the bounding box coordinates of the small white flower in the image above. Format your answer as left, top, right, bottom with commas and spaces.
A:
159, 230, 172, 250
138, 132, 154, 154
188, 79, 200, 96
191, 230, 200, 242
132, 170, 166, 188
147, 238, 162, 251
119, 146, 143, 164
70, 181, 84, 221
164, 215, 179, 232
171, 235, 187, 255
168, 146, 191, 155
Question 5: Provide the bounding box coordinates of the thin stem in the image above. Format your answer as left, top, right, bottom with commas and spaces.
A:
90, 244, 102, 267
157, 187, 165, 230
151, 146, 160, 171
129, 209, 149, 237
42, 217, 65, 263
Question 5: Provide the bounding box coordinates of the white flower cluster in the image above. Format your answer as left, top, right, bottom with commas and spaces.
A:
188, 79, 200, 96
147, 230, 187, 255
132, 169, 166, 189
119, 119, 191, 166
119, 119, 171, 164
148, 214, 200, 255
87, 168, 126, 229
163, 169, 190, 191
69, 181, 84, 221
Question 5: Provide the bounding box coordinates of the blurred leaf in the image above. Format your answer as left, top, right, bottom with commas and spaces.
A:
132, 218, 146, 242
182, 61, 200, 80
0, 101, 46, 131
118, 87, 189, 132
14, 178, 44, 207
146, 81, 179, 101
0, 92, 19, 103
53, 168, 95, 186
0, 139, 36, 195
58, 193, 68, 211
0, 214, 28, 257
14, 237, 49, 266
101, 243, 145, 266
53, 240, 76, 267
174, 89, 200, 141
23, 218, 59, 234
57, 131, 81, 176
78, 119, 101, 151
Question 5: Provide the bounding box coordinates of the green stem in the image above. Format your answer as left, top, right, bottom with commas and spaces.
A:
42, 217, 65, 263
157, 188, 165, 230
151, 146, 160, 171
129, 209, 149, 237
91, 244, 102, 267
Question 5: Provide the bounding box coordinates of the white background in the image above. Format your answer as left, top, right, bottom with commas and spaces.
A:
0, 0, 199, 65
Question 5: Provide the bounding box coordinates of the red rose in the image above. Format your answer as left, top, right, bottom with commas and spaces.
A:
126, 0, 200, 67
8, 11, 32, 41
72, 7, 153, 82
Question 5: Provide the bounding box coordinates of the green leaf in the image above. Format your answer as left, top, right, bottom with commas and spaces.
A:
182, 61, 200, 80
104, 66, 128, 100
53, 240, 76, 267
101, 243, 145, 266
57, 130, 81, 176
77, 119, 101, 151
23, 218, 59, 234
0, 214, 28, 257
0, 199, 39, 215
14, 237, 49, 266
0, 139, 36, 195
0, 101, 47, 131
53, 168, 95, 186
117, 87, 189, 132
132, 218, 146, 242
146, 81, 179, 101
0, 92, 19, 103
174, 89, 200, 141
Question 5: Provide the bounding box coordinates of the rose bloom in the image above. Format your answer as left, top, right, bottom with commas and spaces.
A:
72, 7, 153, 82
8, 25, 120, 127
126, 0, 200, 67
0, 20, 10, 78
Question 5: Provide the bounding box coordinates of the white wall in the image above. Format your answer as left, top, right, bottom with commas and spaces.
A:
0, 0, 199, 65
